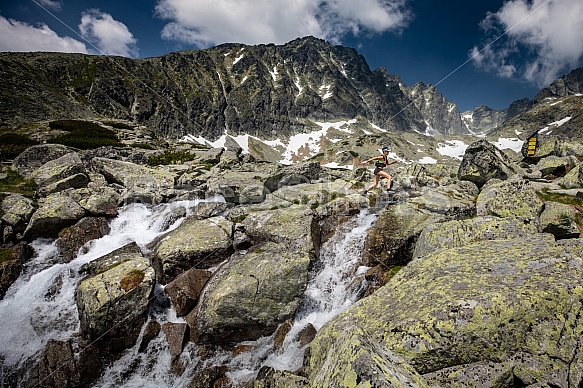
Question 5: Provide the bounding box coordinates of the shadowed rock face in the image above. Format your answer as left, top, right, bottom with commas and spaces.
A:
0, 37, 477, 140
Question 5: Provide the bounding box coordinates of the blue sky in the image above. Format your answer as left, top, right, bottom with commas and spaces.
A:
1, 0, 582, 112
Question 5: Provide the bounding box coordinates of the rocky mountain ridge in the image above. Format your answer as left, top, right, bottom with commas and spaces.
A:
0, 36, 537, 142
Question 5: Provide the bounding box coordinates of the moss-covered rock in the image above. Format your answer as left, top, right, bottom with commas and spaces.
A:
76, 242, 155, 355
413, 216, 539, 259
309, 326, 430, 388
240, 204, 315, 255
24, 191, 86, 240
476, 178, 544, 220
151, 216, 234, 284
309, 235, 583, 387
1, 194, 35, 234
190, 241, 311, 345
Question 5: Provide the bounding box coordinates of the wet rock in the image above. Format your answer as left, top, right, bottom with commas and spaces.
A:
76, 242, 155, 355
188, 365, 228, 388
56, 217, 111, 263
162, 322, 189, 359
296, 323, 317, 347
458, 139, 521, 188
0, 247, 20, 300
274, 319, 293, 350
310, 235, 583, 386
190, 242, 311, 345
138, 319, 161, 353
150, 216, 234, 284
164, 268, 212, 316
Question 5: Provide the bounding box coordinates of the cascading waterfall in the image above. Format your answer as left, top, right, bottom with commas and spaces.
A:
0, 198, 220, 384
0, 199, 377, 387
226, 209, 377, 384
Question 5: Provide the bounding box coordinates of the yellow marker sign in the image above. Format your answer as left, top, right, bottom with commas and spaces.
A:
527, 137, 537, 156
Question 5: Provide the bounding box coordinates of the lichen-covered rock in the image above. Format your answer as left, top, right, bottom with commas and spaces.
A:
539, 201, 580, 239
413, 216, 539, 259
270, 179, 353, 207
92, 157, 176, 205
408, 182, 477, 217
151, 216, 234, 284
76, 242, 155, 355
31, 152, 87, 192
560, 162, 583, 188
12, 144, 73, 178
458, 139, 521, 188
24, 191, 86, 240
536, 155, 578, 177
1, 194, 35, 234
240, 204, 315, 255
42, 173, 89, 195
56, 217, 111, 263
206, 171, 268, 204
254, 366, 309, 387
476, 178, 544, 220
362, 202, 445, 267
309, 235, 583, 387
190, 242, 311, 345
75, 183, 120, 216
309, 326, 430, 388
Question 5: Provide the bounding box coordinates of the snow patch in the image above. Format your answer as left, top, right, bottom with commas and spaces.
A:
493, 138, 523, 153
418, 156, 437, 164
436, 140, 468, 160
270, 66, 278, 82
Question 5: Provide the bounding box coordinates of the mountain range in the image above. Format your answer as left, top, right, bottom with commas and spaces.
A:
1, 36, 583, 163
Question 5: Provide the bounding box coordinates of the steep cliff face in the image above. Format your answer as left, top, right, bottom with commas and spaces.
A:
461, 98, 533, 135
535, 67, 583, 102
0, 37, 436, 140
402, 82, 467, 135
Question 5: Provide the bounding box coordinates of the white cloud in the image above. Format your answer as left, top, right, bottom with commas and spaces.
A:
471, 0, 583, 87
36, 0, 63, 11
79, 9, 139, 58
0, 16, 88, 53
155, 0, 412, 47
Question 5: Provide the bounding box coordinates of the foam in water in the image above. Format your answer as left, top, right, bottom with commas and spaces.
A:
0, 198, 220, 369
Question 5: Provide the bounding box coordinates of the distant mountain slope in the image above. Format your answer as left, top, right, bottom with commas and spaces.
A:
461, 98, 533, 135
0, 37, 477, 140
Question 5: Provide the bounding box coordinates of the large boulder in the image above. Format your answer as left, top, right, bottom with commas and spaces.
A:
206, 171, 268, 204
413, 216, 539, 259
56, 217, 111, 263
536, 155, 578, 177
362, 202, 445, 267
76, 242, 155, 355
1, 194, 35, 235
23, 191, 86, 240
476, 178, 544, 220
164, 268, 212, 317
240, 204, 316, 257
561, 162, 583, 188
73, 183, 120, 217
189, 241, 311, 345
12, 144, 73, 178
309, 235, 583, 386
92, 157, 176, 205
458, 139, 521, 188
31, 152, 88, 195
150, 216, 234, 284
538, 201, 580, 239
407, 181, 478, 217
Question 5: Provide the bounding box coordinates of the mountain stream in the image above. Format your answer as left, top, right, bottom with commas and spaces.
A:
0, 199, 377, 387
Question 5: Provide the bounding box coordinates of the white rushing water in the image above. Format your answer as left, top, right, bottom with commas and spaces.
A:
0, 199, 376, 387
0, 198, 221, 370
227, 210, 377, 384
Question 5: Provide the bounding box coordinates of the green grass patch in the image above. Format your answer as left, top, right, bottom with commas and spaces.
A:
536, 188, 583, 206
0, 133, 40, 159
0, 248, 17, 264
148, 151, 196, 166
49, 120, 122, 149
0, 169, 38, 197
